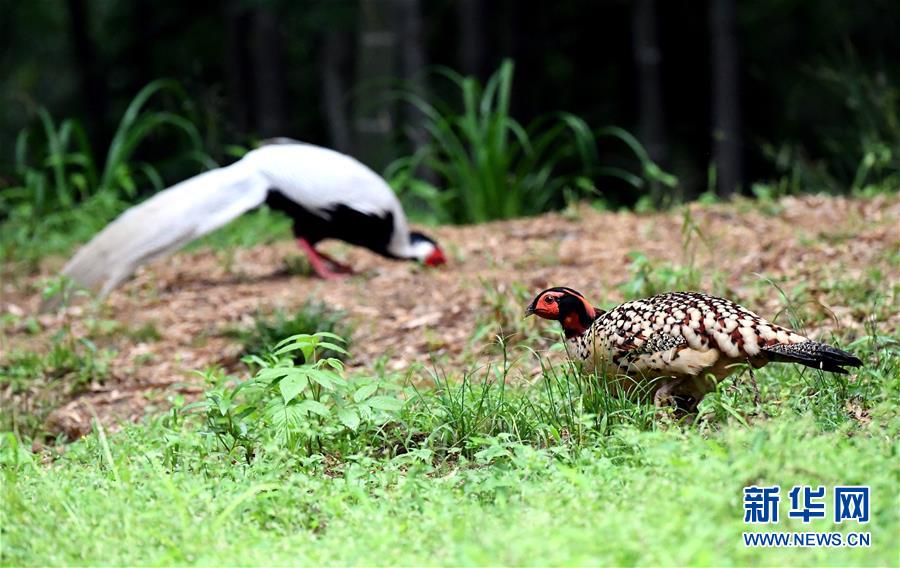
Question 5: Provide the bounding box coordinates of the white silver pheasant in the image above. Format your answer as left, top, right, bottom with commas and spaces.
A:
55, 139, 446, 299
526, 287, 863, 408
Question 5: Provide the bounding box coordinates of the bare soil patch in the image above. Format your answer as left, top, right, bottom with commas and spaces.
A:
2, 195, 898, 438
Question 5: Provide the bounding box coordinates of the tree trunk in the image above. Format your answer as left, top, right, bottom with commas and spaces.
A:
632, 0, 667, 165
395, 0, 428, 159
251, 7, 287, 138
225, 3, 251, 134
457, 0, 486, 81
709, 0, 743, 197
353, 0, 396, 168
320, 31, 353, 153
66, 0, 108, 147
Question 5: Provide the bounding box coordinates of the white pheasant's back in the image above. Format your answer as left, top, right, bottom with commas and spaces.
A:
244, 144, 405, 219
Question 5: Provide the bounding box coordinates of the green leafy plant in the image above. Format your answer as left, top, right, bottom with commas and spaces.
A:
619, 207, 727, 299
404, 362, 537, 458
188, 333, 401, 461
531, 356, 659, 446
400, 340, 660, 460
618, 252, 702, 299
387, 59, 676, 224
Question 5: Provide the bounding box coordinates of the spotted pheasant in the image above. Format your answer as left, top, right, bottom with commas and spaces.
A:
525, 288, 863, 408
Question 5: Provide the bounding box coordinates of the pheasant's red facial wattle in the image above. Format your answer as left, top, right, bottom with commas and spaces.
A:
425, 247, 446, 267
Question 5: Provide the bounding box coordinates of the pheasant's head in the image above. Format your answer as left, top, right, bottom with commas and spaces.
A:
408, 231, 447, 267
525, 287, 597, 338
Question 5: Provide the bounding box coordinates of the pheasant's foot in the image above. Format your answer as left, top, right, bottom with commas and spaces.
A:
296, 238, 349, 280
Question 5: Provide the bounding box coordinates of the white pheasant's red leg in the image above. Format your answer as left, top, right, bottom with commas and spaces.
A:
315, 250, 355, 274
296, 237, 343, 280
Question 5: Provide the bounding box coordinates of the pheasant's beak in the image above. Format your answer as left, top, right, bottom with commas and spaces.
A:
524, 304, 535, 317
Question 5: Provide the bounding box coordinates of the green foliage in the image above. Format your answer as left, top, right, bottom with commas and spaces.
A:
618, 251, 701, 299
403, 358, 540, 457
2, 288, 897, 565
469, 280, 546, 350
387, 60, 676, 224
0, 80, 210, 266
532, 357, 660, 443
187, 333, 400, 461
227, 302, 351, 363
819, 61, 900, 193
188, 206, 293, 251
402, 347, 662, 461
761, 59, 900, 198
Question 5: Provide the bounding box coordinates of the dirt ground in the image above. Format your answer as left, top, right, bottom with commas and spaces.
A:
2, 194, 898, 438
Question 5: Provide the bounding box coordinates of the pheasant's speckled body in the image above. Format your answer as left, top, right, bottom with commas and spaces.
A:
571, 291, 803, 374
527, 288, 863, 407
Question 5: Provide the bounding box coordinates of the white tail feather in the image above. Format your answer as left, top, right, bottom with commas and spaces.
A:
60, 159, 269, 297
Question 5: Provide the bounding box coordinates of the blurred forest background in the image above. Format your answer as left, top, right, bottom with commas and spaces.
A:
0, 0, 898, 234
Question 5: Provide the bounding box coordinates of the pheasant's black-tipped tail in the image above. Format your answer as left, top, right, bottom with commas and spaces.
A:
762, 341, 863, 374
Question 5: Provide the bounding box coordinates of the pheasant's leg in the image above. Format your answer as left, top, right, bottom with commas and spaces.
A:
653, 378, 683, 408
296, 237, 343, 280
315, 250, 355, 274
747, 362, 761, 405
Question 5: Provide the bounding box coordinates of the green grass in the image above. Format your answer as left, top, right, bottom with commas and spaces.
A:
0, 327, 113, 438
2, 192, 897, 564
2, 328, 897, 566
0, 82, 291, 277
2, 405, 896, 565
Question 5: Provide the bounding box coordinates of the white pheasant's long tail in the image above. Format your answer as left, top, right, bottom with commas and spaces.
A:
55, 158, 270, 301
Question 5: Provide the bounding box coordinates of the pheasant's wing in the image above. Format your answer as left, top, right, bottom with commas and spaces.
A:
58, 160, 269, 298
599, 293, 742, 378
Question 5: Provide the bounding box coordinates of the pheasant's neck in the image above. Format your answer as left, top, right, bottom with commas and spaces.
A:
560, 308, 604, 339
561, 313, 591, 338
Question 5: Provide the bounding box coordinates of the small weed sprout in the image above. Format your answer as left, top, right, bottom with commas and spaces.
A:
0, 325, 113, 438
471, 280, 544, 351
